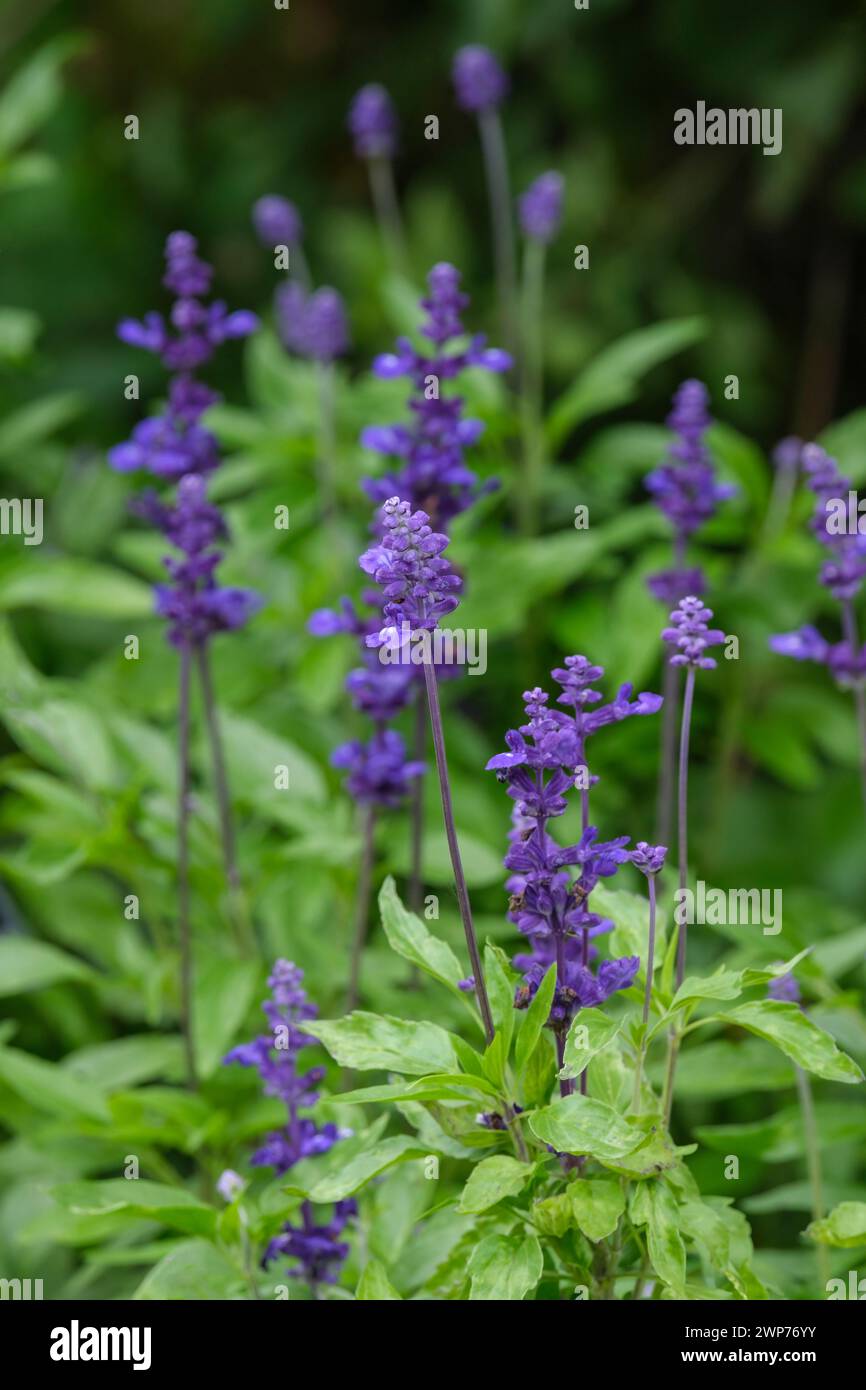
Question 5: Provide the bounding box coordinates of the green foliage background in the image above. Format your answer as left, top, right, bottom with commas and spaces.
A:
0, 0, 864, 1300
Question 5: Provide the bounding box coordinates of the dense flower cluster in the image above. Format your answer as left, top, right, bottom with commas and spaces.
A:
518, 172, 564, 243
361, 496, 462, 638
347, 83, 398, 159
645, 379, 735, 603
110, 233, 260, 646
486, 660, 662, 1039
224, 961, 355, 1287
662, 596, 726, 670
452, 45, 508, 113
361, 263, 511, 526
770, 444, 866, 687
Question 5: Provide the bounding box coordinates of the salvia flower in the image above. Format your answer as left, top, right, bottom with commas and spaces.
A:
348, 83, 398, 159
216, 1169, 246, 1203
277, 283, 350, 362
663, 596, 726, 669
361, 496, 462, 638
139, 474, 261, 648
799, 444, 866, 600
768, 972, 801, 1005
331, 730, 424, 807
252, 195, 303, 249
518, 171, 564, 243
224, 961, 355, 1289
110, 237, 252, 479
361, 263, 511, 526
452, 44, 509, 112
645, 379, 735, 540
630, 842, 668, 876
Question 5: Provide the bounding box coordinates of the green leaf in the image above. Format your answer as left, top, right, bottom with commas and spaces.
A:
560, 1008, 621, 1080
133, 1239, 240, 1300
0, 392, 83, 460
2, 698, 119, 790
0, 1046, 109, 1122
806, 1201, 866, 1248
546, 317, 706, 447
0, 38, 83, 155
53, 1180, 217, 1238
0, 937, 92, 996
468, 1233, 543, 1301
484, 942, 516, 1063
0, 307, 40, 361
713, 1001, 864, 1084
309, 1136, 426, 1201
515, 964, 556, 1076
193, 957, 259, 1079
531, 1194, 574, 1238
62, 1035, 184, 1091
646, 1183, 686, 1293
378, 876, 463, 991
458, 1156, 534, 1214
0, 557, 152, 617
529, 1093, 642, 1160
305, 1012, 459, 1076
219, 710, 326, 809
569, 1176, 626, 1242
594, 882, 666, 988
356, 1258, 403, 1300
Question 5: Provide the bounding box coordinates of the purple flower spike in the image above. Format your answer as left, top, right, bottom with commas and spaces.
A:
518, 171, 564, 243
630, 842, 667, 876
332, 730, 424, 807
360, 497, 462, 636
224, 960, 355, 1290
252, 195, 303, 248
362, 262, 510, 527
662, 596, 726, 669
645, 379, 735, 539
276, 283, 349, 362
348, 83, 398, 159
453, 44, 509, 113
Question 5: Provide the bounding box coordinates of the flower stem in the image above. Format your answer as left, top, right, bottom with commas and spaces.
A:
518, 236, 546, 534
346, 803, 377, 1011
841, 598, 866, 820
423, 658, 495, 1044
177, 643, 197, 1088
632, 875, 657, 1114
675, 666, 696, 991
409, 688, 426, 916
194, 643, 253, 952
367, 155, 407, 277
795, 1064, 830, 1295
555, 936, 574, 1100
477, 107, 517, 359
655, 659, 680, 845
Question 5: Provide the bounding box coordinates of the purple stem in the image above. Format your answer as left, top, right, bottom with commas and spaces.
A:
423, 658, 495, 1044
346, 802, 377, 1011
555, 934, 574, 1100
367, 155, 407, 277
409, 689, 425, 915
195, 643, 252, 950
643, 875, 657, 1026
675, 665, 696, 991
177, 643, 197, 1087
841, 598, 866, 819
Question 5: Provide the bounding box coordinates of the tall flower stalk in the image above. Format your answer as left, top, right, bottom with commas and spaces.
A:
644, 381, 734, 843
453, 46, 517, 355
224, 961, 355, 1297
629, 843, 667, 1113
770, 443, 866, 818
362, 497, 495, 1040
347, 84, 407, 276
110, 232, 260, 1075
660, 596, 724, 1121
517, 171, 563, 534
486, 659, 662, 1097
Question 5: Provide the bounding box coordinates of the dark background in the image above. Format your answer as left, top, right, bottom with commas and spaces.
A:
2, 0, 866, 440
